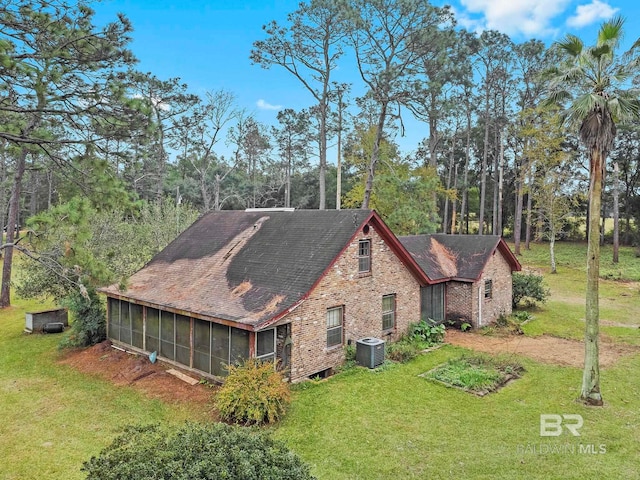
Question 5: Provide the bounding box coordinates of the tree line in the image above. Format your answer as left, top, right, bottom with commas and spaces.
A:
1, 1, 639, 299
3, 0, 638, 407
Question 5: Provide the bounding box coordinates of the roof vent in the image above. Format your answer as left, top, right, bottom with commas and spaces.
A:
356, 337, 385, 368
244, 208, 295, 212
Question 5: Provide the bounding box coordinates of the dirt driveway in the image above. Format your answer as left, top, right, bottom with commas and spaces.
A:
445, 329, 640, 368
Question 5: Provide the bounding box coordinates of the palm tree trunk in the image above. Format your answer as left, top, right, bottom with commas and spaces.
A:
581, 148, 604, 406
612, 162, 619, 263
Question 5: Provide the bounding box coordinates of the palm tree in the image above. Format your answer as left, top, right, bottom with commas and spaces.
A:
545, 16, 640, 405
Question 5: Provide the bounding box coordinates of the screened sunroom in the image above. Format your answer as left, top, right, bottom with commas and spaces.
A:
106, 298, 285, 378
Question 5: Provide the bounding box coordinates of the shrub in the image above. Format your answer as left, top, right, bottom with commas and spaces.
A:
495, 313, 523, 335
216, 359, 290, 425
386, 339, 422, 363
512, 272, 550, 308
82, 422, 316, 480
409, 319, 446, 345
386, 319, 445, 363
59, 286, 106, 349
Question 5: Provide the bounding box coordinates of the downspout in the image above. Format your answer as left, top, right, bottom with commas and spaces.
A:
477, 283, 482, 327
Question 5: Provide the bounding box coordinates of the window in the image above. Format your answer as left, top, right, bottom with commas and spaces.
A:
256, 329, 276, 362
484, 280, 493, 299
420, 284, 445, 323
382, 294, 396, 330
326, 306, 343, 347
358, 239, 371, 273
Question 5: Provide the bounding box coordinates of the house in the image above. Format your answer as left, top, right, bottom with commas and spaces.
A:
99, 210, 520, 383
399, 234, 521, 328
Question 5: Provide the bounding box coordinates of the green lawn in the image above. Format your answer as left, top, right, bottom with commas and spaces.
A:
0, 297, 209, 480
512, 242, 640, 345
2, 241, 640, 479
276, 350, 640, 480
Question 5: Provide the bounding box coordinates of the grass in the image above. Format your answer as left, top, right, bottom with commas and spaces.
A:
422, 354, 523, 394
0, 297, 208, 480
514, 240, 640, 282
511, 242, 640, 345
2, 240, 640, 479
276, 348, 640, 479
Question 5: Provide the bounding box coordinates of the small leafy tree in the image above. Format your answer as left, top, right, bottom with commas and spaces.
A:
512, 272, 550, 308
16, 197, 199, 348
216, 359, 290, 425
82, 422, 316, 480
58, 287, 106, 349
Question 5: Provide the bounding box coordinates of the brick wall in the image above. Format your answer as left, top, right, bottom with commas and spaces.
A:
283, 224, 421, 382
473, 250, 513, 327
445, 281, 473, 325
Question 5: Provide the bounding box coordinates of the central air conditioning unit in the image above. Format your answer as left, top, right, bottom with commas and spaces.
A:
355, 337, 385, 368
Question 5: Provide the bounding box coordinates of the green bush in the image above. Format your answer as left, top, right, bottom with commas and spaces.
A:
512, 272, 550, 308
386, 339, 422, 363
386, 319, 445, 363
59, 286, 106, 349
216, 359, 290, 425
409, 319, 446, 345
82, 422, 316, 480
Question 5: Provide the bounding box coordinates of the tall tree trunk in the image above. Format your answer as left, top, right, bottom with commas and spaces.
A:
318, 103, 327, 210
459, 106, 472, 235
514, 168, 524, 254
497, 130, 504, 235
492, 127, 499, 235
47, 169, 53, 209
451, 164, 458, 234
214, 174, 221, 211
581, 148, 603, 406
362, 102, 388, 209
525, 165, 533, 250
443, 140, 455, 233
336, 125, 342, 210
479, 93, 490, 234
285, 153, 291, 209
612, 162, 619, 263
549, 228, 557, 274
0, 150, 27, 307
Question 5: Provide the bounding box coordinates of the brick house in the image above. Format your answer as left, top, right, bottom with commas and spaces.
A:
399, 234, 521, 328
100, 210, 520, 382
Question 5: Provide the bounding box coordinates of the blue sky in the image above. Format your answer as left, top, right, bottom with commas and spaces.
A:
92, 0, 640, 157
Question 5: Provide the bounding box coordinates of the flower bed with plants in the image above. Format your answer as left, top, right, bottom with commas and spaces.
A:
421, 354, 524, 396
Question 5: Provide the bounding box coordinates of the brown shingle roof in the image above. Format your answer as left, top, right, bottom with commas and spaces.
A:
399, 234, 521, 282
100, 209, 374, 327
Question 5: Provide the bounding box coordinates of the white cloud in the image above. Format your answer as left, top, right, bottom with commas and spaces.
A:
450, 5, 485, 34
256, 99, 282, 111
460, 0, 572, 37
566, 0, 618, 28
131, 93, 171, 111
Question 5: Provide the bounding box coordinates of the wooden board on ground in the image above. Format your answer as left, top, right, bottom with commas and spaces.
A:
166, 368, 199, 385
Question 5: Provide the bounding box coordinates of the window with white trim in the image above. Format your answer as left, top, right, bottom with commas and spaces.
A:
256, 329, 276, 362
484, 280, 493, 299
326, 306, 344, 347
358, 239, 371, 273
382, 294, 396, 330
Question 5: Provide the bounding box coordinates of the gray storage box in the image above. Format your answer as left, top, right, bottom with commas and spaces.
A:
25, 309, 68, 333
